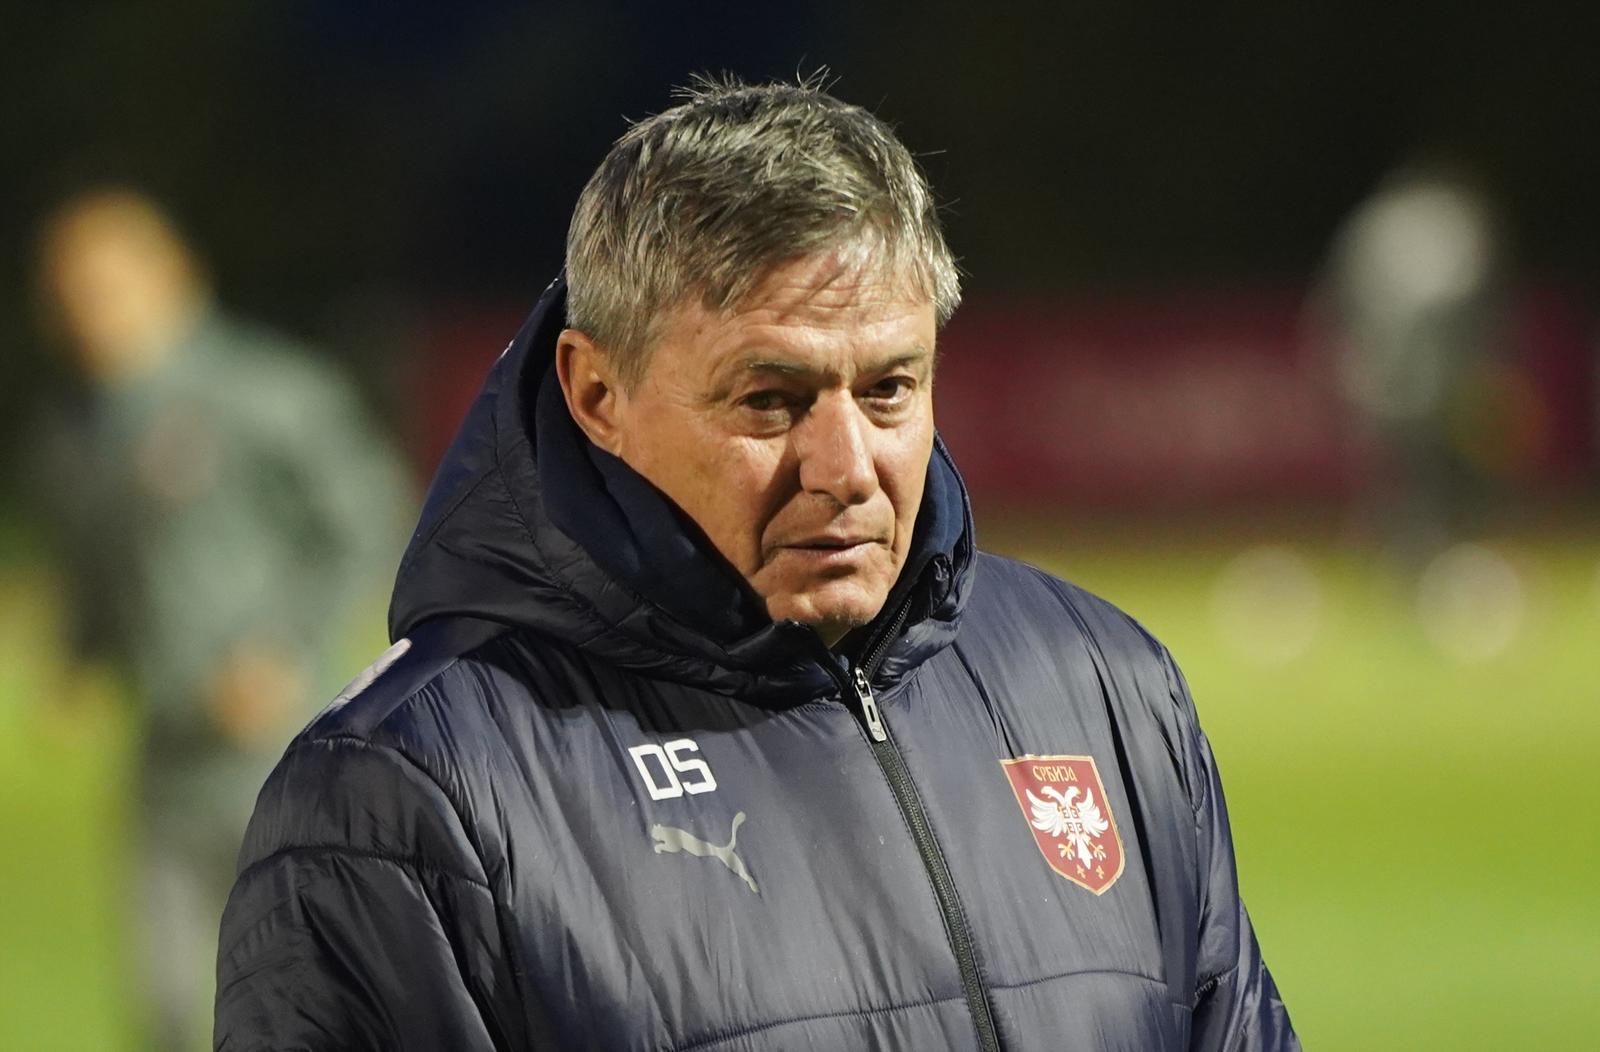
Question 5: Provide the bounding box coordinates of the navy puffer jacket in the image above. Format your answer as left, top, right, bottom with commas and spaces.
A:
215, 278, 1298, 1051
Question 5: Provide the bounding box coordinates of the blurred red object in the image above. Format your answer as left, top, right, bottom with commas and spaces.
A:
411, 285, 1595, 511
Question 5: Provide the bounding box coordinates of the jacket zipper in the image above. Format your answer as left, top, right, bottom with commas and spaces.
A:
831, 596, 1001, 1052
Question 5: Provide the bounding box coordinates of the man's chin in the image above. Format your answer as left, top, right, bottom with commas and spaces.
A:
766, 585, 889, 647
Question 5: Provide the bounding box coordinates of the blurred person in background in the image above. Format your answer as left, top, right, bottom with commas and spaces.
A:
1321, 161, 1517, 567
31, 186, 411, 1050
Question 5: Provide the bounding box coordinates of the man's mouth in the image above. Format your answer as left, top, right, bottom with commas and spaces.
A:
768, 535, 889, 575
788, 535, 878, 551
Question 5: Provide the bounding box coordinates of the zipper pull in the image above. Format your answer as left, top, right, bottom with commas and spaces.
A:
852, 667, 889, 743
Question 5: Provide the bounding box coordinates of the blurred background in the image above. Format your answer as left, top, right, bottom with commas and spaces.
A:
2, 3, 1597, 1049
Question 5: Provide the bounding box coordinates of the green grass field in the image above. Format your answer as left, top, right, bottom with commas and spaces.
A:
2, 525, 1596, 1050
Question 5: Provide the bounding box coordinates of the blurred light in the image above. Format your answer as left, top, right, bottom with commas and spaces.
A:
1210, 545, 1324, 666
1415, 542, 1526, 662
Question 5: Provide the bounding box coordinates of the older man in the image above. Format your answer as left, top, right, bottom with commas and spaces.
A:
216, 79, 1298, 1051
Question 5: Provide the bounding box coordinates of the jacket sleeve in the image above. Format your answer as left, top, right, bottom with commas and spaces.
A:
1163, 652, 1300, 1052
214, 736, 527, 1051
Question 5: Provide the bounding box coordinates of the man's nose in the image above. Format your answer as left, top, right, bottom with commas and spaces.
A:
795, 391, 877, 507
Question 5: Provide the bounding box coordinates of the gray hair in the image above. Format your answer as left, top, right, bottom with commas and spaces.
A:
564, 75, 961, 385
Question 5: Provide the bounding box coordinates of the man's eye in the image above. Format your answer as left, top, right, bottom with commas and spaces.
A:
867, 377, 915, 403
740, 390, 792, 413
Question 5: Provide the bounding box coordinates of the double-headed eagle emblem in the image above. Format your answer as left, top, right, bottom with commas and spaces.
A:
1001, 755, 1125, 894
1025, 786, 1111, 871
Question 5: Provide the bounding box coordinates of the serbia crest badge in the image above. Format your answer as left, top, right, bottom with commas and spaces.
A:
1000, 755, 1125, 895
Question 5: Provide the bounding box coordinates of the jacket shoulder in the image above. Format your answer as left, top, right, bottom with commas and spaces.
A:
302, 616, 512, 743
236, 617, 518, 878
966, 551, 1207, 802
968, 550, 1171, 670
217, 615, 532, 1050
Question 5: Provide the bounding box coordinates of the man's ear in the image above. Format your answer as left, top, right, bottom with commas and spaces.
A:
555, 329, 626, 455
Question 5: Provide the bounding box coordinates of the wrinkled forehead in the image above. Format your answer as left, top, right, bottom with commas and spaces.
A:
644, 250, 936, 385
612, 238, 938, 392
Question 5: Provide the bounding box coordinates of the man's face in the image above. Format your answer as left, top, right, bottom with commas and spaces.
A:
605, 251, 937, 645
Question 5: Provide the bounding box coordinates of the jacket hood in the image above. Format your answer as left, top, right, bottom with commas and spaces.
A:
389, 276, 975, 702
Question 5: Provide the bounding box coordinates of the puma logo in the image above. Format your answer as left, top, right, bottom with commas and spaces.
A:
650, 811, 759, 894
